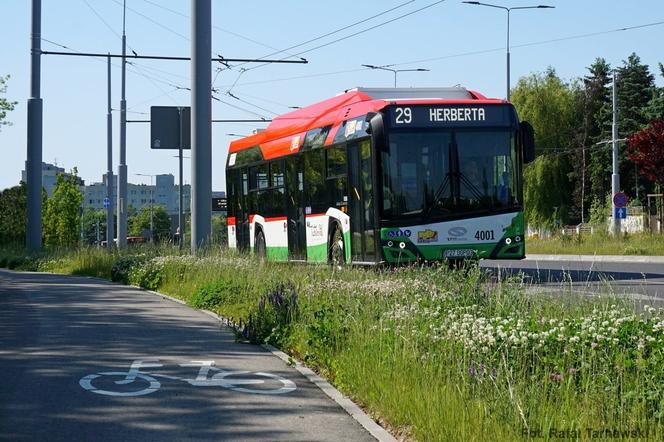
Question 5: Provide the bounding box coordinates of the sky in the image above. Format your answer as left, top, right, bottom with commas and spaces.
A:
2, 0, 664, 192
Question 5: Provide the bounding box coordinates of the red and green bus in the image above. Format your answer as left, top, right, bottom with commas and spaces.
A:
226, 87, 534, 265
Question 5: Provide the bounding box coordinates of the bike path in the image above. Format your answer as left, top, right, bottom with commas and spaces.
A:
0, 269, 376, 441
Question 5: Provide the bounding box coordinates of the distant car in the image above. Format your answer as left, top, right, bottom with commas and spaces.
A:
103, 237, 147, 247
127, 236, 147, 245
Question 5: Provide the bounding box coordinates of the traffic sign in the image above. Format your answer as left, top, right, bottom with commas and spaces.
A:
614, 207, 627, 219
613, 192, 628, 208
212, 197, 227, 212
150, 106, 190, 150
103, 197, 110, 209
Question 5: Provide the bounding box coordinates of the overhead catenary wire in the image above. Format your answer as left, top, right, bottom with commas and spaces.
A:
226, 92, 279, 116
244, 0, 445, 72
40, 38, 276, 118
138, 0, 302, 61
388, 19, 664, 68
108, 0, 189, 41
211, 94, 270, 120
39, 37, 278, 121
218, 17, 664, 89
235, 0, 416, 70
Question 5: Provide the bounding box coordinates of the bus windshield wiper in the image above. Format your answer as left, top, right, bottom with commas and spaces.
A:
458, 173, 485, 201
424, 173, 450, 217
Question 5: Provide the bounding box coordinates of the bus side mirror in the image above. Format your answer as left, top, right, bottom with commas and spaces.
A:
367, 112, 386, 151
520, 121, 535, 164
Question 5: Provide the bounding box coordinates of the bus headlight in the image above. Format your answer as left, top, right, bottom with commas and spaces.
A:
505, 238, 512, 245
399, 242, 406, 249
387, 241, 393, 247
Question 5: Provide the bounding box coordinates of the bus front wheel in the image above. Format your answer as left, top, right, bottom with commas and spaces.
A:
255, 230, 266, 260
329, 226, 345, 268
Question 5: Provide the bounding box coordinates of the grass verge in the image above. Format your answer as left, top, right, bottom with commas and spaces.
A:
527, 232, 664, 256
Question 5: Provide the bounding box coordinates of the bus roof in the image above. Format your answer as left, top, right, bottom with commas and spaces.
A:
228, 87, 507, 160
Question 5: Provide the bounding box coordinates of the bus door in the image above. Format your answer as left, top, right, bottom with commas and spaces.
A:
286, 157, 306, 260
347, 140, 377, 263
235, 168, 250, 250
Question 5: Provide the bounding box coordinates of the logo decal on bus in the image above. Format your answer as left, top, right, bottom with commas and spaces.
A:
387, 229, 411, 239
448, 227, 467, 237
417, 229, 438, 244
290, 136, 300, 152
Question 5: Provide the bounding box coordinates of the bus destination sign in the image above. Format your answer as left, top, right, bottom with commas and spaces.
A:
387, 105, 513, 128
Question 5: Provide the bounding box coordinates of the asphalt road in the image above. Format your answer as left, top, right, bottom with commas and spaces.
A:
0, 269, 375, 442
481, 255, 664, 302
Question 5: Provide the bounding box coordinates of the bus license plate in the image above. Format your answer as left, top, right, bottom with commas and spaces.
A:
443, 249, 476, 259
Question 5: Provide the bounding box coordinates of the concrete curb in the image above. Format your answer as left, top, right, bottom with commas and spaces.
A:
262, 344, 398, 442
526, 254, 664, 263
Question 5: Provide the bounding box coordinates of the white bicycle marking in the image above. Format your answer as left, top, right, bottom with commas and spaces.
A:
79, 372, 161, 397
212, 371, 297, 395
79, 359, 297, 396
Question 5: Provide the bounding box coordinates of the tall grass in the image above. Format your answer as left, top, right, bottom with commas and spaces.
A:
527, 231, 664, 256
2, 246, 663, 440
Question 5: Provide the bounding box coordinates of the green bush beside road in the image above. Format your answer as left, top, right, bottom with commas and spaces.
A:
2, 246, 663, 441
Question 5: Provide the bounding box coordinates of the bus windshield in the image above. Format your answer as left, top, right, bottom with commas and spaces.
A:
381, 129, 518, 218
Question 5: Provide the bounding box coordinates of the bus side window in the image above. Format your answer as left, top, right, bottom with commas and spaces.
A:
304, 149, 326, 211
271, 161, 285, 188
325, 145, 347, 209
326, 145, 346, 178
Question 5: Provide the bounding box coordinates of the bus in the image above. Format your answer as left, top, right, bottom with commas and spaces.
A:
226, 87, 535, 265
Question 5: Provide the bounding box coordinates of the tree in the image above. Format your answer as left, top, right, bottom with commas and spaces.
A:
43, 171, 84, 248
81, 209, 107, 245
211, 214, 227, 245
510, 68, 577, 227
645, 63, 664, 123
626, 119, 664, 187
0, 183, 27, 246
582, 58, 613, 221
128, 205, 171, 242
615, 53, 656, 204
0, 75, 17, 130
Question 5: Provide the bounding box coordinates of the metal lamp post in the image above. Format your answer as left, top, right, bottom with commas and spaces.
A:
361, 64, 429, 87
462, 1, 554, 100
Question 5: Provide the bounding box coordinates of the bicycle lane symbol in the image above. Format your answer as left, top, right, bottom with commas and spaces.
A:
79, 359, 297, 397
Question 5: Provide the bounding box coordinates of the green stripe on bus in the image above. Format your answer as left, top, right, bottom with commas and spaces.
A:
266, 246, 289, 262
307, 243, 328, 263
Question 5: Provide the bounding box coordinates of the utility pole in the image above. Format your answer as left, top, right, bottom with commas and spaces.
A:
117, 0, 128, 248
178, 107, 185, 250
611, 70, 620, 236
106, 54, 115, 249
191, 0, 212, 253
149, 186, 154, 243
26, 0, 42, 250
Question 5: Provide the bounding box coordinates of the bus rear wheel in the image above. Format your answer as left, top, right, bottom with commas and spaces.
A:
329, 226, 345, 268
255, 230, 266, 260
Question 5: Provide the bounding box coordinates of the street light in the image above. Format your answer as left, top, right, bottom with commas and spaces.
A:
135, 173, 155, 243
462, 1, 554, 100
361, 64, 430, 88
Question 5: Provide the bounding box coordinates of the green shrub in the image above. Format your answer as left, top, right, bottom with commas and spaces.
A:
127, 257, 165, 290
243, 282, 299, 346
111, 255, 148, 284
190, 279, 245, 310
0, 252, 40, 271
